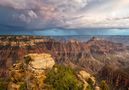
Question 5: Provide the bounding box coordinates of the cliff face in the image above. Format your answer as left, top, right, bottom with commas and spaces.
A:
8, 53, 55, 90
99, 65, 129, 90
0, 36, 127, 72
0, 36, 129, 89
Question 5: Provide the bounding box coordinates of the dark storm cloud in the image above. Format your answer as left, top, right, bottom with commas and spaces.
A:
0, 0, 129, 35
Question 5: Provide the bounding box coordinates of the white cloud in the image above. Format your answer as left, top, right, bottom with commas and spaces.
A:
17, 10, 37, 23
46, 0, 88, 12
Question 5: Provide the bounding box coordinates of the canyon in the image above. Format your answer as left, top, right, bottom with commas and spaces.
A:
0, 35, 129, 89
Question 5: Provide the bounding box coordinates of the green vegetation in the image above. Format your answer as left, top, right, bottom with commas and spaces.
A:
0, 78, 8, 90
86, 85, 93, 90
100, 80, 109, 90
87, 78, 94, 90
19, 82, 27, 90
45, 65, 83, 90
24, 56, 32, 64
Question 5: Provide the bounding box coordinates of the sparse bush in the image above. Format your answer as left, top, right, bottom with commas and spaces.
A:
87, 78, 94, 90
86, 85, 93, 90
0, 78, 8, 90
100, 80, 109, 90
20, 82, 27, 90
24, 56, 31, 64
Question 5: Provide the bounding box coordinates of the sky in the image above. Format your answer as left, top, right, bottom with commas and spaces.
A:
0, 0, 129, 35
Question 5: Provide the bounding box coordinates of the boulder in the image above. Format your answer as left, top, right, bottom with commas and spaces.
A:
24, 53, 55, 70
79, 70, 95, 84
95, 86, 100, 90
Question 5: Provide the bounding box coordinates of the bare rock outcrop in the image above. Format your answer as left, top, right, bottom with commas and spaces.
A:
8, 53, 55, 90
77, 70, 96, 90
24, 53, 55, 71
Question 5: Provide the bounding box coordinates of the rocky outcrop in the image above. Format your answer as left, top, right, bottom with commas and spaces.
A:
77, 70, 96, 90
8, 53, 55, 90
24, 53, 55, 70
78, 70, 95, 84
95, 86, 100, 90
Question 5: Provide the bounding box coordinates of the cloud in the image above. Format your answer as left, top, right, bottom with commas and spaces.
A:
0, 0, 39, 9
0, 0, 129, 30
45, 0, 88, 12
0, 0, 62, 28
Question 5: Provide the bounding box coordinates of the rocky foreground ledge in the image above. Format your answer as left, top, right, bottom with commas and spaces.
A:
24, 53, 55, 72
8, 53, 55, 90
7, 53, 101, 90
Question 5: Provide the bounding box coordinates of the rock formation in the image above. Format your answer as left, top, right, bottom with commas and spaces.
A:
8, 53, 55, 90
77, 70, 96, 90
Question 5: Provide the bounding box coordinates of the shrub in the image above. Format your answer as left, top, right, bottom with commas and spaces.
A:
86, 85, 93, 90
24, 56, 31, 64
87, 78, 94, 90
45, 65, 83, 90
100, 80, 109, 90
20, 82, 27, 90
0, 78, 8, 90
